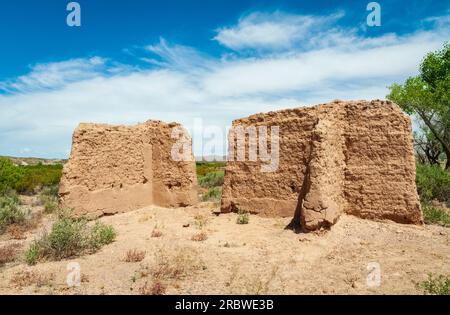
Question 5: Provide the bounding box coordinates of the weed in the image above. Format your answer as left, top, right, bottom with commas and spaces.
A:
40, 195, 58, 214
422, 203, 450, 227
198, 171, 224, 188
151, 229, 163, 238
10, 270, 54, 288
124, 249, 146, 262
193, 214, 209, 229
139, 281, 167, 295
89, 222, 117, 250
418, 273, 450, 295
0, 243, 20, 266
201, 187, 222, 202
191, 231, 208, 242
236, 209, 249, 225
0, 194, 28, 234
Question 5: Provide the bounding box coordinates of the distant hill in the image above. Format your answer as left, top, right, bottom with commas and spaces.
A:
0, 156, 66, 166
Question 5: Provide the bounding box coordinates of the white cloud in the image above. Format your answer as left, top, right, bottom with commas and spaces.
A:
0, 57, 114, 94
0, 11, 449, 158
213, 11, 345, 51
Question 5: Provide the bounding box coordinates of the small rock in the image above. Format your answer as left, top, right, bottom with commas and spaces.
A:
183, 223, 190, 228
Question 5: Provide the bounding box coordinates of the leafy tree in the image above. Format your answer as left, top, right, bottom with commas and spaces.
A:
387, 43, 450, 170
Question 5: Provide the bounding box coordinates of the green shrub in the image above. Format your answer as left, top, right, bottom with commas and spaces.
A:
236, 209, 249, 225
89, 222, 117, 250
15, 164, 63, 194
0, 158, 24, 195
0, 157, 62, 195
201, 187, 222, 202
416, 164, 450, 203
422, 203, 450, 227
418, 273, 450, 295
0, 194, 28, 233
198, 171, 224, 188
41, 185, 59, 197
25, 242, 40, 265
25, 216, 117, 265
39, 194, 58, 214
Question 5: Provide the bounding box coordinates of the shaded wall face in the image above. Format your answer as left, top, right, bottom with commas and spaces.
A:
221, 100, 422, 230
343, 102, 422, 224
59, 121, 198, 217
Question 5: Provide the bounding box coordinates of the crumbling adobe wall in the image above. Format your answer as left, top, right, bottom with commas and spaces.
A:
221, 100, 422, 230
59, 120, 198, 217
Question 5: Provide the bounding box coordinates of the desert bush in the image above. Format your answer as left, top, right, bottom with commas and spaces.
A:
418, 273, 450, 295
0, 158, 25, 195
416, 164, 450, 203
25, 216, 116, 265
0, 194, 28, 234
41, 185, 59, 197
198, 171, 224, 188
422, 203, 450, 227
236, 209, 249, 225
0, 157, 62, 195
201, 187, 222, 202
89, 222, 117, 250
124, 249, 146, 262
40, 194, 58, 214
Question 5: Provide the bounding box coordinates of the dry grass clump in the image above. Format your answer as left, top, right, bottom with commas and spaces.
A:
226, 265, 280, 295
124, 249, 146, 262
191, 231, 208, 242
138, 281, 167, 295
0, 243, 21, 266
134, 246, 204, 295
151, 229, 163, 238
10, 270, 54, 288
193, 214, 209, 229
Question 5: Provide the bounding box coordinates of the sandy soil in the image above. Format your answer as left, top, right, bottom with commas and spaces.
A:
0, 199, 449, 295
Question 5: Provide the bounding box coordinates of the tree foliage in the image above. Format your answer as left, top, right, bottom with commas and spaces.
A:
387, 43, 450, 170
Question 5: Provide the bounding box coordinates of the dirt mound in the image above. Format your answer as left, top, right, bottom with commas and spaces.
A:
59, 120, 198, 217
221, 100, 422, 230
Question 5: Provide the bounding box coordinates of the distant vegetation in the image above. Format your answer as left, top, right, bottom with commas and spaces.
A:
0, 157, 62, 195
196, 162, 225, 202
196, 161, 225, 177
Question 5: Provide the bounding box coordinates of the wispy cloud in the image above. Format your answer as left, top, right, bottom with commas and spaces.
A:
213, 11, 345, 51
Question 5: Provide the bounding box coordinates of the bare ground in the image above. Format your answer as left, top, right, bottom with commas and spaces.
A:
0, 198, 449, 295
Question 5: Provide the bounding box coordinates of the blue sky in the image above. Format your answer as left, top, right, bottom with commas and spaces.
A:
0, 0, 449, 158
